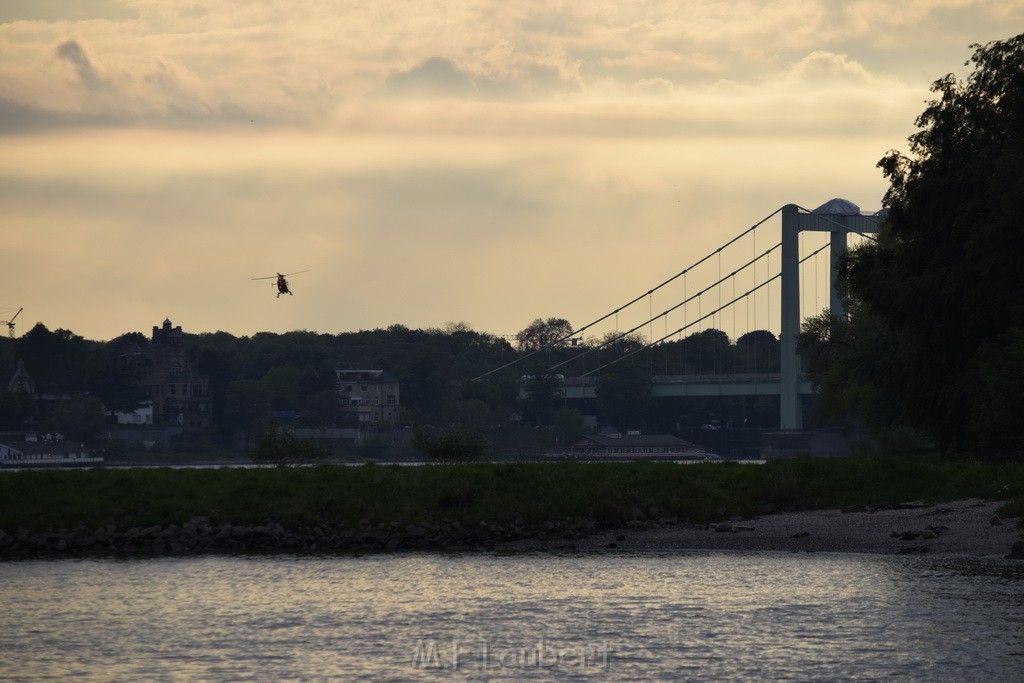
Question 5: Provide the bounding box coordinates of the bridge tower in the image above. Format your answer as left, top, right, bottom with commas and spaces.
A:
779, 199, 884, 430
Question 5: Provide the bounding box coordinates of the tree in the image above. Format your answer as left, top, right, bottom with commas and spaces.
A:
515, 318, 573, 351
411, 425, 487, 463
798, 307, 911, 436
253, 420, 330, 465
447, 398, 493, 430
519, 372, 563, 426
684, 329, 732, 374
16, 324, 101, 393
597, 330, 646, 356
300, 389, 341, 426
224, 380, 270, 448
823, 33, 1024, 453
261, 362, 303, 410
93, 333, 150, 414
968, 330, 1024, 454
0, 391, 34, 430
735, 330, 779, 374
47, 395, 105, 442
595, 360, 652, 430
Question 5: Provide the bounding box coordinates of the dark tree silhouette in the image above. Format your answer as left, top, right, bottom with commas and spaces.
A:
811, 33, 1024, 454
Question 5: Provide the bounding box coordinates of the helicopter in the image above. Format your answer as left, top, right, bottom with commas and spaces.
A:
252, 270, 310, 297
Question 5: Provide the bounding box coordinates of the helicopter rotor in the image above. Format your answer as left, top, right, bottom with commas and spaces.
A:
251, 269, 310, 281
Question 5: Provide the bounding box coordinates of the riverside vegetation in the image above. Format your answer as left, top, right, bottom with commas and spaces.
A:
1, 457, 1022, 557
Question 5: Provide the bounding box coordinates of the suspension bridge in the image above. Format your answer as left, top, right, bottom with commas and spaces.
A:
478, 198, 886, 430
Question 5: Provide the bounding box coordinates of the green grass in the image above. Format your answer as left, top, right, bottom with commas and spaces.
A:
1, 456, 1022, 534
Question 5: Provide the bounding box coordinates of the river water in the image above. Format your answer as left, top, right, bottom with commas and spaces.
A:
1, 551, 1022, 681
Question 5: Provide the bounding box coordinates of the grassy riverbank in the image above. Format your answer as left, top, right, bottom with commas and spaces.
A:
2, 457, 1022, 535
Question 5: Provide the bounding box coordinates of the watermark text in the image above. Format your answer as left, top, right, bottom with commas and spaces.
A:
412, 637, 610, 672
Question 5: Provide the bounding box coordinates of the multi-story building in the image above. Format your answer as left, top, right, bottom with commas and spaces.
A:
335, 369, 400, 424
148, 319, 209, 429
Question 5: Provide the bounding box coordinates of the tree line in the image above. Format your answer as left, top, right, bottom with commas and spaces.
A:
799, 33, 1024, 458
0, 317, 781, 443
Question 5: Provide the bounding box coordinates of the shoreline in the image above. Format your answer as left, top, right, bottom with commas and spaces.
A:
2, 498, 1021, 561
500, 498, 1024, 558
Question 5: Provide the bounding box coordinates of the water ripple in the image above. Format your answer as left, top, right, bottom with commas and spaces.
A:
0, 552, 1022, 681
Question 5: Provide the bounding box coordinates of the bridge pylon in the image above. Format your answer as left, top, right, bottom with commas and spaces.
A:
780, 200, 884, 430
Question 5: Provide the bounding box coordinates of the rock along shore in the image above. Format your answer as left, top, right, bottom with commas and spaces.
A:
506, 498, 1024, 559
1, 499, 1022, 560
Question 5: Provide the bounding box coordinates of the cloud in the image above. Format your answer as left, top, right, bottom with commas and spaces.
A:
601, 50, 725, 77
1, 0, 1022, 340
1, 0, 1018, 135
786, 51, 875, 85
55, 39, 108, 90
385, 55, 581, 100
0, 97, 121, 133
0, 0, 136, 23
386, 57, 476, 98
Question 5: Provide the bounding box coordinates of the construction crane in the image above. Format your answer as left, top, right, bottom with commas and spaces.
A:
1, 307, 22, 339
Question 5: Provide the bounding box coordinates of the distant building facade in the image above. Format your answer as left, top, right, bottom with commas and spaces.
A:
335, 369, 400, 424
112, 400, 154, 426
147, 319, 209, 429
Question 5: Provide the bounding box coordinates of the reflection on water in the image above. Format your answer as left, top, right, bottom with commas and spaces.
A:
1, 552, 1022, 681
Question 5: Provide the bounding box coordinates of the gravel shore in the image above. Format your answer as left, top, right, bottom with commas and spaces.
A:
501, 499, 1024, 558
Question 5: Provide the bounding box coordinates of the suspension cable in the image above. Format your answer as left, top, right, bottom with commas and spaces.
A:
578, 241, 831, 377
546, 243, 781, 372
472, 206, 785, 381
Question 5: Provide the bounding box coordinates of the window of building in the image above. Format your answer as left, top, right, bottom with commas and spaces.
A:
386, 395, 395, 405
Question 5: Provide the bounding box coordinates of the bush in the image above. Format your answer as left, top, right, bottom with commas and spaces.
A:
411, 426, 487, 463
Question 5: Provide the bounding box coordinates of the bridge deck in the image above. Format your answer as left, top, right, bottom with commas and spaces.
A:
557, 374, 815, 399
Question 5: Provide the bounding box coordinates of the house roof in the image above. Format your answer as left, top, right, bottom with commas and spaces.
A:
336, 369, 399, 383
7, 360, 35, 393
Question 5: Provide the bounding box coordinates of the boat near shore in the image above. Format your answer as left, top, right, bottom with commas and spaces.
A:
544, 432, 710, 462
0, 436, 104, 468
541, 450, 710, 462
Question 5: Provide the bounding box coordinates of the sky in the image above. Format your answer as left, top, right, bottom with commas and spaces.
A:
1, 1, 1021, 343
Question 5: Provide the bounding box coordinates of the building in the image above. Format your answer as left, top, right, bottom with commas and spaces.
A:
7, 360, 35, 394
112, 401, 154, 426
335, 369, 400, 424
147, 319, 210, 429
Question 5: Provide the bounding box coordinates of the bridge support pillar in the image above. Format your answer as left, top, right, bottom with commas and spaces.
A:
830, 222, 848, 320
779, 199, 882, 429
780, 205, 802, 430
